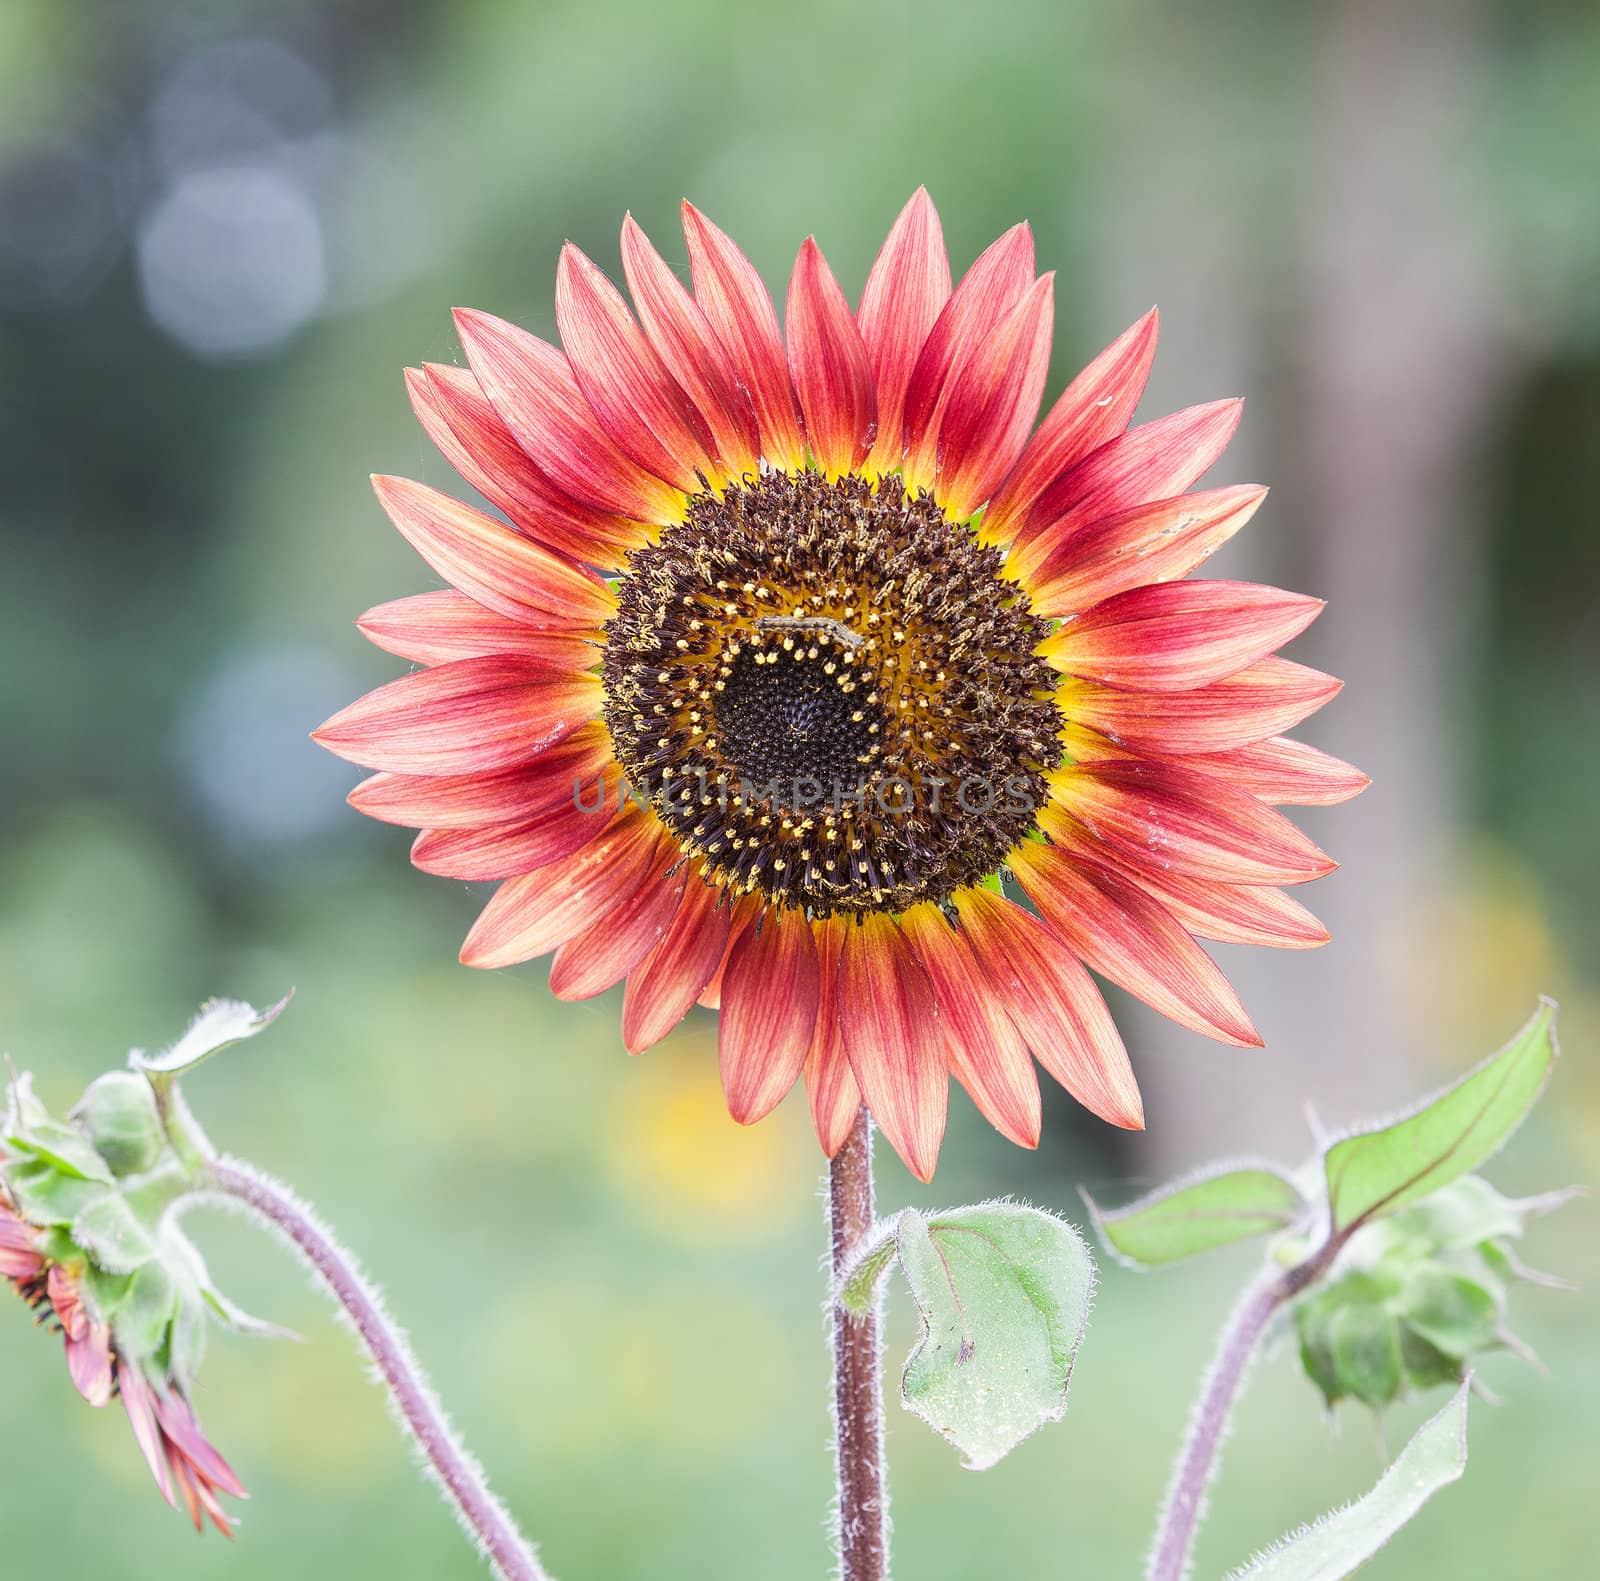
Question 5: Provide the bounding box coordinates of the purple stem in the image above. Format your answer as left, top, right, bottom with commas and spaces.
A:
829, 1109, 889, 1581
207, 1157, 547, 1581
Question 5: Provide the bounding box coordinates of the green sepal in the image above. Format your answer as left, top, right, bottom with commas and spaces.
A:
1084, 1163, 1306, 1269
1328, 1302, 1404, 1408
1323, 1001, 1557, 1237
1397, 1268, 1500, 1359
110, 1262, 179, 1361
3, 1157, 112, 1226
71, 1193, 160, 1273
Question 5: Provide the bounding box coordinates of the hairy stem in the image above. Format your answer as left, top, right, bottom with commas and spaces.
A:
206, 1157, 548, 1581
829, 1109, 889, 1581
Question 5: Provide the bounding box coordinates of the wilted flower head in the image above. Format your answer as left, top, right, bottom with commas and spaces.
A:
1, 1028, 277, 1535
317, 189, 1365, 1179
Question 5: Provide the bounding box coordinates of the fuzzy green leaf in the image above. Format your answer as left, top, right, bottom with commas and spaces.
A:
131, 991, 292, 1079
894, 1202, 1093, 1470
1325, 1001, 1558, 1236
1085, 1164, 1305, 1269
1224, 1380, 1469, 1580
4, 1157, 111, 1226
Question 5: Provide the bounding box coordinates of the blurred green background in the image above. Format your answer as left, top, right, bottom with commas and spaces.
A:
2, 0, 1597, 1575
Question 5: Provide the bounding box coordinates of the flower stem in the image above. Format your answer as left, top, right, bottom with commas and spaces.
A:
206, 1157, 548, 1581
1147, 1270, 1284, 1581
829, 1108, 889, 1581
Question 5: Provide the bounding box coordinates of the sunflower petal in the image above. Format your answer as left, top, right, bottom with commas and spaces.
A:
408, 364, 647, 566
357, 590, 599, 670
348, 725, 616, 830
1047, 764, 1335, 886
837, 914, 947, 1182
901, 222, 1035, 492
410, 794, 609, 879
1010, 841, 1262, 1047
985, 307, 1161, 544
719, 911, 820, 1123
1061, 658, 1343, 755
901, 902, 1041, 1148
556, 242, 718, 491
454, 308, 687, 524
1023, 485, 1267, 615
458, 807, 667, 969
621, 872, 733, 1052
936, 272, 1055, 520
1180, 735, 1371, 806
314, 658, 601, 775
1041, 580, 1323, 692
621, 214, 760, 477
1009, 399, 1243, 582
786, 238, 876, 478
951, 888, 1142, 1130
550, 857, 686, 1001
372, 475, 616, 631
856, 188, 950, 477
682, 201, 807, 470
803, 916, 861, 1156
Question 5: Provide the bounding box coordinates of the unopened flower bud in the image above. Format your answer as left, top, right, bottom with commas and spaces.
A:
74, 1071, 166, 1177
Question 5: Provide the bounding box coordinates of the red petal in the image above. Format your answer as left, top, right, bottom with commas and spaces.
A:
856, 188, 950, 477
314, 657, 601, 775
1063, 658, 1343, 755
454, 308, 686, 524
1107, 865, 1330, 949
550, 856, 686, 1000
348, 724, 616, 829
802, 916, 861, 1156
718, 911, 820, 1123
119, 1368, 176, 1506
556, 242, 717, 492
154, 1391, 246, 1500
1042, 580, 1324, 692
951, 888, 1142, 1131
357, 590, 599, 670
372, 475, 616, 631
786, 238, 876, 477
1180, 735, 1370, 806
1010, 399, 1243, 582
901, 902, 1041, 1148
411, 794, 610, 879
1023, 485, 1267, 615
408, 364, 647, 566
459, 807, 669, 968
621, 215, 760, 478
837, 914, 948, 1182
1048, 763, 1335, 885
901, 223, 1034, 492
621, 872, 733, 1052
64, 1324, 114, 1408
1010, 841, 1262, 1047
683, 201, 807, 470
936, 272, 1055, 520
985, 308, 1159, 543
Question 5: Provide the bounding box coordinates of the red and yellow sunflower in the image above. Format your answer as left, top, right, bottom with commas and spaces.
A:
316, 190, 1365, 1180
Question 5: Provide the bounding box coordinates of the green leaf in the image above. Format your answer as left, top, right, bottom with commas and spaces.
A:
893, 1202, 1094, 1470
1324, 1001, 1558, 1236
1223, 1380, 1469, 1580
131, 991, 292, 1079
1084, 1164, 1306, 1269
72, 1192, 160, 1272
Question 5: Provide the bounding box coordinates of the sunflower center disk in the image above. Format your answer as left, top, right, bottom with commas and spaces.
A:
601, 472, 1062, 916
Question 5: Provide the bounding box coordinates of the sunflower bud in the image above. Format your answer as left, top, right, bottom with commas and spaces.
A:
1292, 1175, 1556, 1411
73, 1071, 167, 1177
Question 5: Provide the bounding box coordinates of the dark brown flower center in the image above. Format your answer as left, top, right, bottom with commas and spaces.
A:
600, 471, 1061, 916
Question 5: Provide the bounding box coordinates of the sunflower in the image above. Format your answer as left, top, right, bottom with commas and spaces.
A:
316, 190, 1365, 1181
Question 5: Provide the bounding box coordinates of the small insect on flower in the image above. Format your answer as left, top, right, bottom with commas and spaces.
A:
317, 189, 1366, 1180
